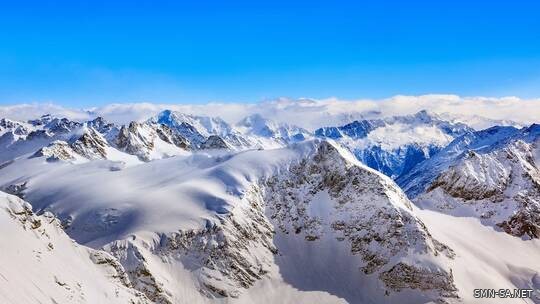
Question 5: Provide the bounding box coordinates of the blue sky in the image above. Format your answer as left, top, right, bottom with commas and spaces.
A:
1, 0, 540, 107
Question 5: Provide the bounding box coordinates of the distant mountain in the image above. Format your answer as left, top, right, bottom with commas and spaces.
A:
0, 114, 195, 165
236, 113, 311, 145
150, 109, 250, 148
115, 121, 190, 161
315, 110, 473, 179
152, 110, 311, 150
397, 125, 521, 197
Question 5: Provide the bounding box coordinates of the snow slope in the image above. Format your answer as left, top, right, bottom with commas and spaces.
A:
416, 208, 540, 303
0, 191, 150, 304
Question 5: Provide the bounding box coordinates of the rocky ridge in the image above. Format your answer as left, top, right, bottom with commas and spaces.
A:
414, 124, 540, 239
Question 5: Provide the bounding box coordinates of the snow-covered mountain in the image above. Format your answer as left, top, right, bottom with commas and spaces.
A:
1, 110, 303, 167
403, 124, 540, 240
0, 114, 194, 165
151, 110, 311, 150
150, 110, 253, 149
2, 109, 540, 304
315, 110, 473, 179
236, 113, 311, 147
0, 139, 463, 303
0, 115, 83, 163
115, 121, 190, 161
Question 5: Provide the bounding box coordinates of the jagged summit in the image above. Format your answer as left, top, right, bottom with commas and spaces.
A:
153, 109, 234, 146
28, 113, 54, 126
115, 121, 189, 161
86, 116, 118, 136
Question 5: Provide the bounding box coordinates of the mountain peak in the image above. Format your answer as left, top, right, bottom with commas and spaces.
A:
155, 109, 175, 125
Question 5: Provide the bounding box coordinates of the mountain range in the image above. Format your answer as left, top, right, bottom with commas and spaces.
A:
0, 109, 539, 304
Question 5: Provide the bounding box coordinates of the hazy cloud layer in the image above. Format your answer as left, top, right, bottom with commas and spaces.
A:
1, 95, 539, 130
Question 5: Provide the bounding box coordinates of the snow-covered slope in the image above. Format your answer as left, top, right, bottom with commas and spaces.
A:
0, 191, 150, 304
315, 110, 473, 179
415, 208, 540, 304
406, 124, 540, 239
0, 139, 460, 304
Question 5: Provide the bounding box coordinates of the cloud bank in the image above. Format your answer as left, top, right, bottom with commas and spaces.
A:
1, 95, 539, 130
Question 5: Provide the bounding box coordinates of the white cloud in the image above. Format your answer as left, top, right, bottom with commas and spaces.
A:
0, 103, 92, 122
1, 95, 539, 130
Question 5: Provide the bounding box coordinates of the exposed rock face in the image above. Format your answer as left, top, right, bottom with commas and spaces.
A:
415, 129, 540, 239
498, 204, 540, 239
264, 141, 457, 299
426, 150, 511, 200
115, 121, 189, 161
155, 124, 190, 150
200, 135, 230, 150
45, 117, 82, 134
28, 114, 54, 126
26, 129, 52, 140
116, 122, 154, 160
31, 127, 109, 162
0, 118, 30, 136
70, 127, 109, 159
87, 117, 119, 140
379, 263, 458, 298
33, 140, 77, 161
37, 140, 458, 303
153, 110, 276, 149
153, 110, 227, 147
398, 125, 521, 198
104, 186, 276, 302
